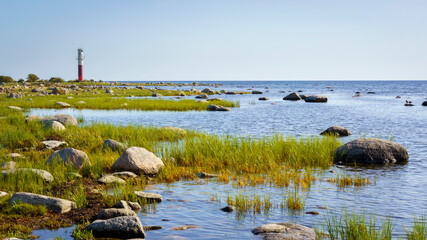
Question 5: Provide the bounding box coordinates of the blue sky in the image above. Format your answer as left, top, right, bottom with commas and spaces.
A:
1, 0, 426, 81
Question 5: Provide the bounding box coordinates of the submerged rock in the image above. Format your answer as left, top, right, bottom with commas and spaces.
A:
335, 138, 409, 164
304, 95, 328, 103
220, 205, 236, 212
10, 192, 77, 213
252, 90, 263, 94
170, 225, 198, 231
252, 223, 315, 240
259, 97, 269, 101
422, 101, 427, 106
320, 126, 352, 137
46, 148, 90, 169
283, 92, 302, 101
111, 147, 164, 175
85, 216, 145, 239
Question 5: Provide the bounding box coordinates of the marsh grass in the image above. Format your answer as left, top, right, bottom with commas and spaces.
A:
326, 172, 372, 188
281, 188, 305, 211
226, 192, 273, 215
404, 216, 427, 240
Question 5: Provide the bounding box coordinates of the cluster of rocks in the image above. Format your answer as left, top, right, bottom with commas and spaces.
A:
283, 92, 328, 102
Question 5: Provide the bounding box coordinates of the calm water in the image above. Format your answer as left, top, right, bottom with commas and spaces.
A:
31, 81, 427, 239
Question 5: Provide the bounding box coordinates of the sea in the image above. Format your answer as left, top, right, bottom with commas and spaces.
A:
31, 80, 427, 239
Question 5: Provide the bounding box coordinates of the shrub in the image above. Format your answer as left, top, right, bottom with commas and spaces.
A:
0, 75, 14, 83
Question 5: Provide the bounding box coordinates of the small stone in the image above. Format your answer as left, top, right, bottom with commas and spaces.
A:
97, 208, 137, 220
305, 95, 328, 103
220, 205, 236, 212
98, 174, 126, 185
305, 211, 320, 215
65, 172, 82, 179
134, 191, 163, 202
252, 90, 263, 94
42, 140, 67, 149
7, 106, 22, 111
103, 139, 126, 152
55, 102, 71, 107
1, 161, 16, 169
10, 192, 77, 213
143, 226, 163, 231
113, 200, 141, 211
258, 97, 269, 101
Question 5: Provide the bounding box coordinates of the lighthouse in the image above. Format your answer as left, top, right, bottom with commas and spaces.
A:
77, 49, 84, 81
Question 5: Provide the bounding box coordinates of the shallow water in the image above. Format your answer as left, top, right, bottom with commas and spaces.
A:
30, 81, 427, 239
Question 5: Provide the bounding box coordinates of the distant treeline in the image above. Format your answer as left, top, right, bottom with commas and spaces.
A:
0, 73, 100, 84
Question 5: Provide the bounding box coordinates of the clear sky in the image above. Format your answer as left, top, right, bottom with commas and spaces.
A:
1, 0, 426, 81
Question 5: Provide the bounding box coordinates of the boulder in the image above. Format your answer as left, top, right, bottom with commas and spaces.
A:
112, 171, 139, 179
422, 101, 427, 106
113, 200, 141, 211
7, 106, 22, 111
320, 126, 352, 137
44, 121, 66, 131
85, 216, 145, 239
55, 102, 71, 108
195, 94, 209, 99
98, 174, 126, 185
252, 223, 315, 240
6, 153, 24, 159
42, 140, 68, 149
304, 95, 328, 103
10, 192, 77, 213
283, 92, 302, 101
0, 191, 8, 198
52, 87, 69, 95
111, 147, 164, 175
201, 88, 214, 94
2, 168, 54, 182
40, 114, 77, 126
259, 97, 269, 101
25, 114, 43, 122
1, 161, 16, 169
103, 139, 126, 152
134, 191, 163, 202
97, 208, 137, 220
252, 90, 263, 94
46, 148, 90, 169
335, 138, 409, 164
207, 104, 231, 111
220, 205, 236, 212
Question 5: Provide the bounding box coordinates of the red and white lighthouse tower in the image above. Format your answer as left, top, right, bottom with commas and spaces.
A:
77, 49, 84, 81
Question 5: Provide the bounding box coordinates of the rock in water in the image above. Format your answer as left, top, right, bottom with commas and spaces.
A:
259, 97, 269, 101
97, 208, 137, 220
85, 216, 145, 239
103, 139, 126, 152
283, 92, 302, 101
252, 90, 263, 94
252, 223, 315, 240
46, 148, 90, 169
7, 106, 22, 111
422, 101, 427, 106
113, 200, 141, 211
320, 126, 352, 137
304, 95, 328, 103
10, 192, 77, 213
335, 138, 409, 164
134, 191, 163, 202
111, 147, 164, 175
207, 104, 231, 111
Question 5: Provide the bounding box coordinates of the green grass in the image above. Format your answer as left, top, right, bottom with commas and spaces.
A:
405, 216, 427, 240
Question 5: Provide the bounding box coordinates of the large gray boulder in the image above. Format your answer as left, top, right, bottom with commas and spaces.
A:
44, 121, 66, 131
10, 192, 77, 213
40, 114, 77, 126
283, 92, 302, 101
85, 216, 145, 239
46, 148, 90, 169
304, 95, 328, 103
111, 147, 164, 175
201, 88, 214, 94
252, 223, 315, 240
103, 139, 126, 152
335, 138, 409, 164
422, 101, 427, 106
97, 208, 137, 220
320, 126, 352, 137
2, 168, 54, 182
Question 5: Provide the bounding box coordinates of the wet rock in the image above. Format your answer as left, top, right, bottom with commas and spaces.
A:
396, 96, 401, 98
197, 172, 219, 178
304, 95, 328, 103
103, 139, 126, 152
423, 101, 427, 106
335, 138, 409, 164
144, 225, 163, 231
40, 114, 78, 126
134, 191, 163, 202
300, 94, 308, 99
252, 223, 315, 240
195, 94, 209, 99
1, 161, 16, 169
97, 208, 137, 220
111, 147, 164, 175
44, 121, 66, 131
170, 225, 198, 231
320, 126, 352, 137
367, 92, 376, 94
2, 168, 54, 182
42, 140, 68, 149
46, 148, 90, 169
113, 200, 141, 211
220, 205, 236, 212
305, 211, 320, 215
252, 90, 263, 94
201, 88, 214, 94
55, 101, 71, 108
112, 171, 139, 179
85, 216, 145, 239
207, 104, 231, 111
10, 192, 76, 213
6, 153, 24, 159
259, 97, 269, 101
7, 106, 22, 111
283, 92, 302, 101
98, 174, 126, 185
